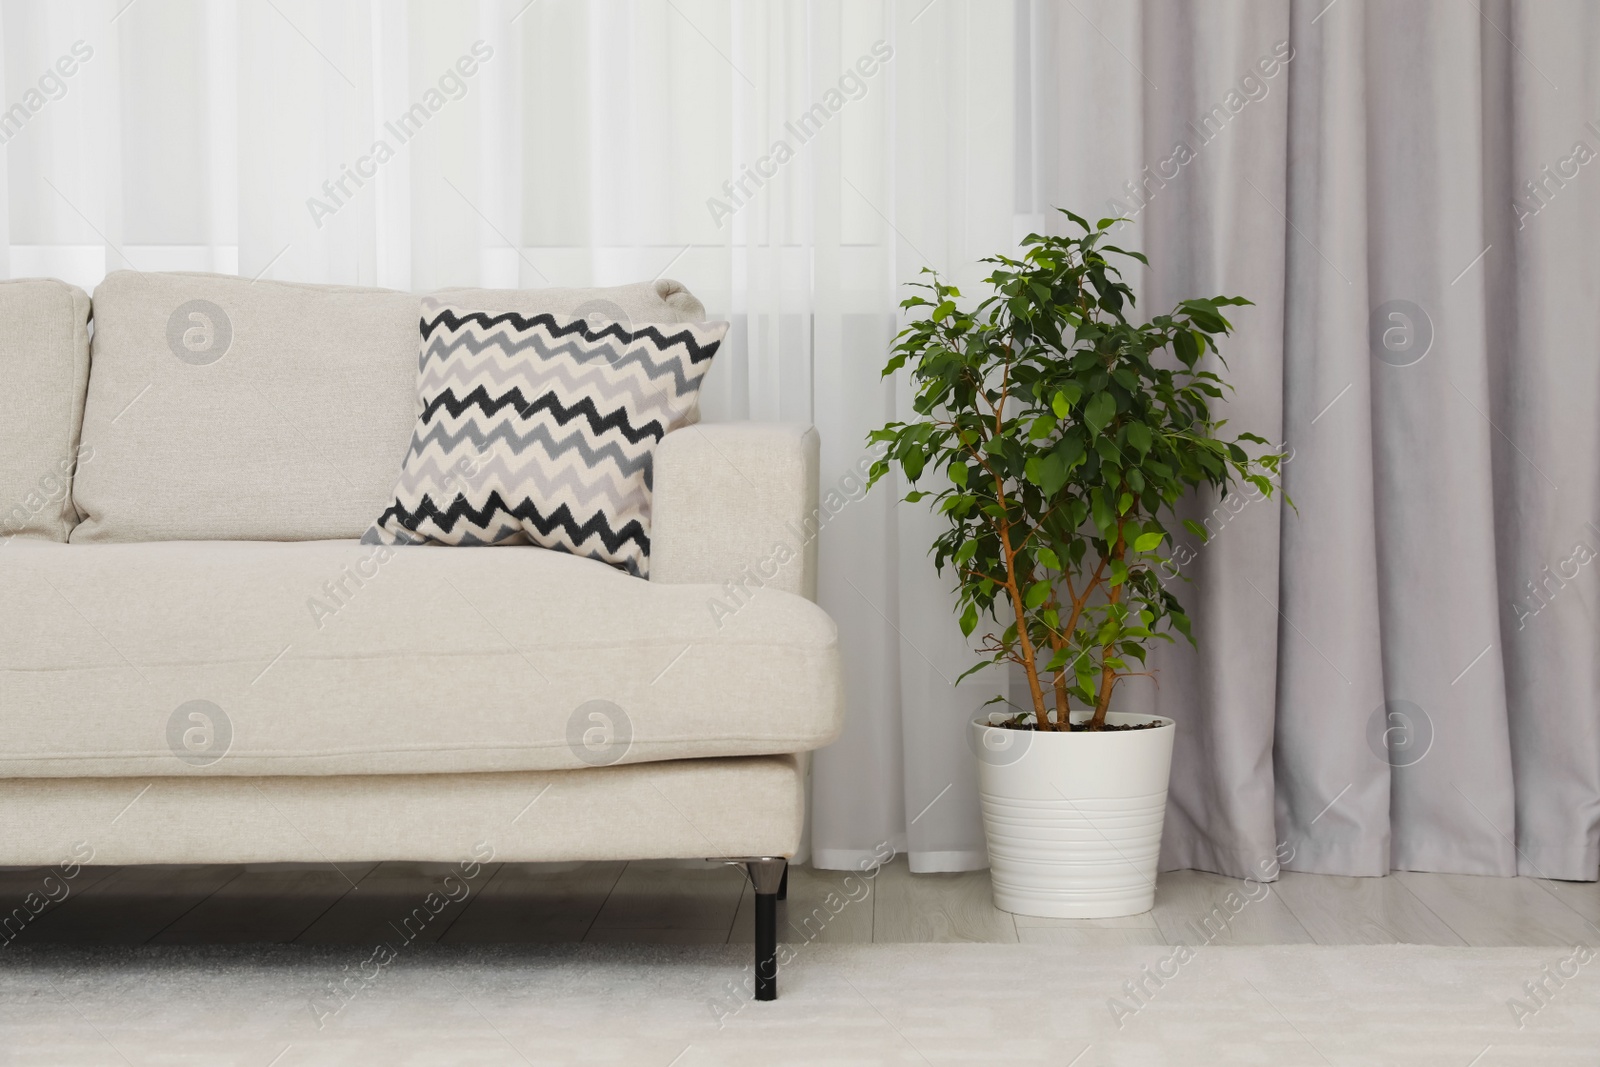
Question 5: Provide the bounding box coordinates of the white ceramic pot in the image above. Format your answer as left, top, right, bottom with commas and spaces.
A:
972, 711, 1176, 918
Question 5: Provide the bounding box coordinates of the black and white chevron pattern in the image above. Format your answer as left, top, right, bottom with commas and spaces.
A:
371, 299, 725, 576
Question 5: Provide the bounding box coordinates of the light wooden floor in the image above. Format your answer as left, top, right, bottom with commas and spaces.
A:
2, 858, 1597, 949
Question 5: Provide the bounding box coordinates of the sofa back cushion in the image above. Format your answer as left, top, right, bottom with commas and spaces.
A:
71, 272, 706, 543
72, 272, 418, 543
0, 279, 92, 542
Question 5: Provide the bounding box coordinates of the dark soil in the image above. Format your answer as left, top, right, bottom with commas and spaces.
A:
991, 718, 1164, 732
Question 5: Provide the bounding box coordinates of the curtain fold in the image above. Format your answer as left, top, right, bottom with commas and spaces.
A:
1, 0, 1595, 880
1491, 0, 1600, 879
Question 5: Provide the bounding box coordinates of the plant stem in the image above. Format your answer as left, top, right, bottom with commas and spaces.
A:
985, 326, 1054, 730
993, 474, 1049, 729
1052, 671, 1071, 728
1038, 590, 1072, 729
1089, 516, 1127, 731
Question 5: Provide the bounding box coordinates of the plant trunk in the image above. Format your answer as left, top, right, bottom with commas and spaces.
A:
1088, 525, 1128, 731
994, 481, 1050, 730
1052, 671, 1071, 731
1017, 637, 1050, 730
1090, 657, 1117, 730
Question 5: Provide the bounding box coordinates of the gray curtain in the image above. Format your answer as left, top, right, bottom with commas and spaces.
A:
1016, 0, 1600, 881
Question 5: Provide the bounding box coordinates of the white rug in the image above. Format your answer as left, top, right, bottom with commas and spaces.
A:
1, 942, 1595, 1065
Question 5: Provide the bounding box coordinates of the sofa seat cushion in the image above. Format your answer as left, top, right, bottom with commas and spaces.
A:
0, 540, 842, 778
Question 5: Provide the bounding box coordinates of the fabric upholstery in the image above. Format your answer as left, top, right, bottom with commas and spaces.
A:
0, 539, 842, 778
650, 422, 820, 600
0, 279, 92, 543
373, 301, 726, 575
72, 271, 418, 543
71, 272, 711, 543
0, 755, 803, 865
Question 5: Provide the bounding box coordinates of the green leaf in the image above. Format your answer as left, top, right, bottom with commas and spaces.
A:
1117, 492, 1133, 515
1084, 391, 1116, 434
956, 659, 995, 685
959, 602, 979, 637
932, 300, 957, 322
1172, 611, 1194, 643
949, 462, 968, 488
1173, 328, 1198, 366
1091, 490, 1115, 539
1024, 580, 1052, 610
1133, 531, 1163, 552
1037, 546, 1061, 571
1037, 454, 1069, 498
1054, 436, 1086, 472
1074, 656, 1095, 692
903, 449, 925, 482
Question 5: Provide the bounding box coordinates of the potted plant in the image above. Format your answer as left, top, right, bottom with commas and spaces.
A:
867, 211, 1286, 917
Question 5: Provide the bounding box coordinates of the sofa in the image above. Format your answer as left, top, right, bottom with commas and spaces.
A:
0, 273, 844, 1001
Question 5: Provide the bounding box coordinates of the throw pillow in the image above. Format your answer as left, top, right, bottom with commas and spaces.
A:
370, 298, 726, 576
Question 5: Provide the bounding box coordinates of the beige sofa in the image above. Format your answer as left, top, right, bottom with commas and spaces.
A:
0, 273, 843, 1000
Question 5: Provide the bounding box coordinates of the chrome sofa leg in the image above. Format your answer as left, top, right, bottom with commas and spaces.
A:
745, 857, 787, 1001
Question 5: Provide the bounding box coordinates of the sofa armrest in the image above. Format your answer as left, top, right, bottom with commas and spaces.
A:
650, 422, 820, 600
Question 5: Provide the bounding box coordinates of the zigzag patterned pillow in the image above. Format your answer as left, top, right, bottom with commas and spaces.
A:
369, 299, 726, 576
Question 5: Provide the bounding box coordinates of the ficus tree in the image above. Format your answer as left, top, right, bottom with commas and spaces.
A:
867, 211, 1286, 732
